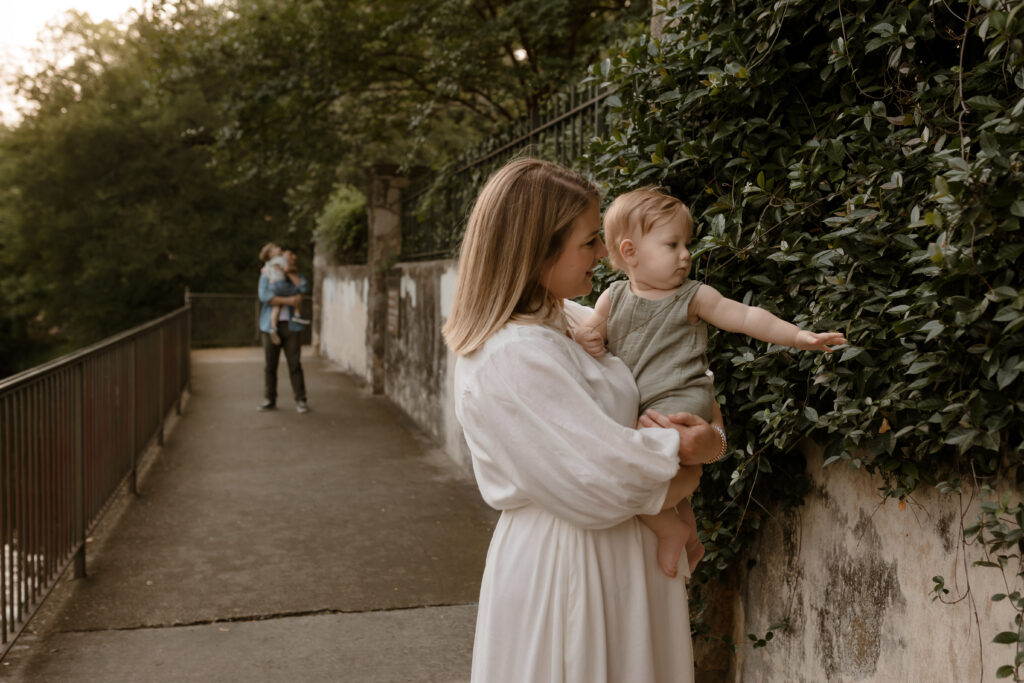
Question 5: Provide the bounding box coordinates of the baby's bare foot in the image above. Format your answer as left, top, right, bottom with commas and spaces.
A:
657, 534, 687, 578
685, 537, 705, 575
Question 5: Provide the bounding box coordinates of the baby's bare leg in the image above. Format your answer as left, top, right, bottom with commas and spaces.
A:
269, 305, 282, 345
639, 509, 689, 578
677, 499, 704, 574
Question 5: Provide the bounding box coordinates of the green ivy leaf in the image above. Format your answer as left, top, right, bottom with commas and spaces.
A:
920, 320, 945, 342
967, 95, 1004, 111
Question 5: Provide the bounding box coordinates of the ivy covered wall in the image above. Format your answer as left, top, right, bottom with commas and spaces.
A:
581, 0, 1023, 675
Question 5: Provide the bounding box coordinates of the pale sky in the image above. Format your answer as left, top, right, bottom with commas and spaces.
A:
1, 1, 144, 124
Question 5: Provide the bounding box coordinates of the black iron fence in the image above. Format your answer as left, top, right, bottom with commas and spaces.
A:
400, 81, 615, 261
0, 306, 190, 657
186, 292, 313, 348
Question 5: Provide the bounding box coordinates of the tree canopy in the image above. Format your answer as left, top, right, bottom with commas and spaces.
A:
0, 0, 648, 375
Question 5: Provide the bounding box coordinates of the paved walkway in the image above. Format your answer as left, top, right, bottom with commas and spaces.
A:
0, 348, 497, 682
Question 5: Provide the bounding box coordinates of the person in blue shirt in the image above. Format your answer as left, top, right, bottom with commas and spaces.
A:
257, 247, 310, 413
259, 242, 309, 344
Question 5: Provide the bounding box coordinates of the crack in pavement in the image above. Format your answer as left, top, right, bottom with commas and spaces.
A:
51, 601, 479, 635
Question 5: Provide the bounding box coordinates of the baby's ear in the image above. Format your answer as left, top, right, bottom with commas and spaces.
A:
619, 239, 638, 266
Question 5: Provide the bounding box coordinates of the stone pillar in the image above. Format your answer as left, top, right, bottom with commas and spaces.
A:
311, 240, 333, 354
366, 165, 407, 394
651, 0, 679, 38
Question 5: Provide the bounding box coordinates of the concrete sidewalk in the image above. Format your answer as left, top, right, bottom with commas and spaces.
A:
0, 348, 497, 682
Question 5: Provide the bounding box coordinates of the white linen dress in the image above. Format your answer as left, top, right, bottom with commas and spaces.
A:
455, 308, 695, 683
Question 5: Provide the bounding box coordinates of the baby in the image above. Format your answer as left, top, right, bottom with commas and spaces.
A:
575, 187, 846, 578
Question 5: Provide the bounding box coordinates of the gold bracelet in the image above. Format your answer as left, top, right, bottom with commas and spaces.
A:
708, 424, 727, 463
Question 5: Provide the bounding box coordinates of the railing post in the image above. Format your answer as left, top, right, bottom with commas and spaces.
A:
73, 363, 86, 579
1, 395, 8, 644
175, 321, 182, 417
156, 331, 164, 447
129, 338, 138, 496
185, 303, 192, 393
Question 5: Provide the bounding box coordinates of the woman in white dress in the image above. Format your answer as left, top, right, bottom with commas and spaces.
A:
443, 158, 727, 683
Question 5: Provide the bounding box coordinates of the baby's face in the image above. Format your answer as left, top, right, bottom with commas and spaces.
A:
632, 214, 692, 290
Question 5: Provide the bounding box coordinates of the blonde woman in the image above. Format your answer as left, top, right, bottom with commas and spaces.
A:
444, 158, 725, 683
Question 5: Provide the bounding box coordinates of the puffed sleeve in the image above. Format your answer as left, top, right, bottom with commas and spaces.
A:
457, 334, 680, 529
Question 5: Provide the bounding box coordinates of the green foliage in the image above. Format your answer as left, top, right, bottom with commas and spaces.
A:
190, 0, 648, 239
934, 488, 1024, 680
0, 0, 649, 373
579, 0, 1024, 640
971, 492, 1024, 680
314, 185, 367, 264
748, 618, 790, 649
0, 7, 285, 373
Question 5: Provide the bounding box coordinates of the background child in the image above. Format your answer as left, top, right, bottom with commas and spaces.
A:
575, 187, 846, 578
259, 242, 308, 345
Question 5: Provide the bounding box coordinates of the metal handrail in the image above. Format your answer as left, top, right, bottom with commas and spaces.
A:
0, 306, 190, 391
400, 82, 615, 261
185, 292, 313, 348
0, 305, 190, 658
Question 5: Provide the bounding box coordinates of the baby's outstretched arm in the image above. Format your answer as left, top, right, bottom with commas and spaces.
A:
572, 289, 612, 358
691, 284, 846, 352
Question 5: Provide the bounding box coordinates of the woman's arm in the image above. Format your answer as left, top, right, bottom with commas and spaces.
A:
638, 401, 725, 466
458, 335, 682, 529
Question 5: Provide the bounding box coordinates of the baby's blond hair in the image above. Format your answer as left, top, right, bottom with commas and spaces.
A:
259, 242, 279, 263
603, 187, 693, 272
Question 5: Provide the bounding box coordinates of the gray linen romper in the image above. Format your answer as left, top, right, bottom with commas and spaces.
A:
605, 279, 715, 421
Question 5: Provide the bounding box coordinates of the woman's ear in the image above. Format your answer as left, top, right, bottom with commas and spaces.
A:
620, 239, 638, 267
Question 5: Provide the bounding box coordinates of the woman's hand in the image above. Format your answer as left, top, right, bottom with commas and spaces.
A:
639, 408, 723, 466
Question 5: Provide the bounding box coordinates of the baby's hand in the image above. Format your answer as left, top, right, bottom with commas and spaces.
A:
575, 327, 606, 358
795, 330, 847, 352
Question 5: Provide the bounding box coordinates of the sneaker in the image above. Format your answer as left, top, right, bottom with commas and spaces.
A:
269, 329, 281, 345
291, 315, 311, 325
258, 399, 276, 411
296, 400, 310, 414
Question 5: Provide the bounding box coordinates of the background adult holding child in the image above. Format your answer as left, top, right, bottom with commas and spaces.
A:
444, 158, 725, 683
257, 245, 310, 413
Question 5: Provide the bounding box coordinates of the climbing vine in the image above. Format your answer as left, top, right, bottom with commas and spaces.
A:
580, 0, 1024, 661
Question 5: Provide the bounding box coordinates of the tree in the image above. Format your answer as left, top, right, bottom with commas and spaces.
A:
0, 0, 650, 373
185, 0, 649, 237
0, 7, 284, 366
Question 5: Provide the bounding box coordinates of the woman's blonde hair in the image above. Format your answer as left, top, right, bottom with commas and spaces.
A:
443, 158, 600, 356
603, 187, 693, 271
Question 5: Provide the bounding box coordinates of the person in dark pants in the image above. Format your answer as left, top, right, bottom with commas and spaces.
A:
257, 248, 310, 413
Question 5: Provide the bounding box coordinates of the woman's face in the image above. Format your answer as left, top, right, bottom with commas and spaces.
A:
540, 201, 606, 300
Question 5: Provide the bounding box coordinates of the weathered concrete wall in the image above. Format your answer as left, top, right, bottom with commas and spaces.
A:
318, 265, 371, 383
736, 442, 1021, 682
316, 255, 470, 473
382, 260, 471, 473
